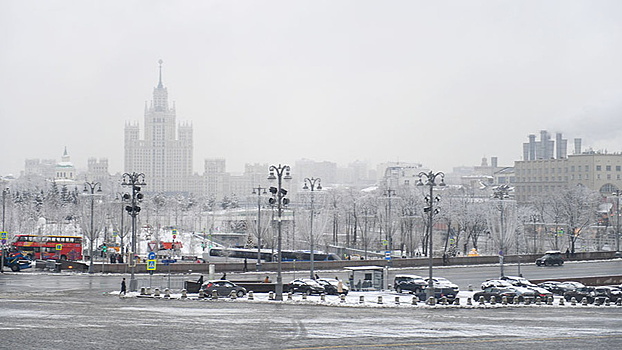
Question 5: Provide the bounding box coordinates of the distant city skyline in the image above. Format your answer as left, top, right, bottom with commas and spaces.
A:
2, 1, 621, 177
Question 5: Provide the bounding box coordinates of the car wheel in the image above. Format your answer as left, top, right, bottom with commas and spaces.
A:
10, 265, 20, 272
236, 290, 245, 297
305, 289, 312, 296
396, 286, 402, 293
544, 260, 550, 266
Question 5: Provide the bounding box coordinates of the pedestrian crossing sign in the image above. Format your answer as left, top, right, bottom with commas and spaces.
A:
147, 259, 157, 271
55, 244, 62, 251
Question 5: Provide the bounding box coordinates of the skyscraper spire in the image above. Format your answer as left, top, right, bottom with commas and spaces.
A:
158, 59, 164, 88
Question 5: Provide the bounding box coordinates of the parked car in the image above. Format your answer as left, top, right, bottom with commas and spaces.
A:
317, 278, 348, 295
200, 280, 247, 297
563, 286, 596, 302
417, 286, 458, 301
473, 286, 536, 303
288, 278, 325, 295
526, 286, 554, 299
481, 279, 513, 289
394, 274, 427, 294
500, 275, 535, 287
535, 250, 564, 266
593, 286, 622, 303
537, 281, 576, 295
424, 277, 460, 293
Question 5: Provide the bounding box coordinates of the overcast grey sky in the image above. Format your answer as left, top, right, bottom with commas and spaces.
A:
1, 0, 621, 176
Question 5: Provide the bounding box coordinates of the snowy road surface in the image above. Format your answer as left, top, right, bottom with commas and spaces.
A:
1, 273, 621, 350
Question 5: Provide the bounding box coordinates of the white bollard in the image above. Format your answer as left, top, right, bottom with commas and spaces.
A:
558, 297, 565, 306
359, 295, 365, 304
466, 297, 472, 306
164, 288, 171, 299
428, 296, 436, 306
377, 296, 383, 304
211, 290, 218, 300
412, 296, 418, 305
394, 296, 400, 305
154, 288, 160, 297
248, 291, 254, 300
268, 291, 274, 300
340, 294, 346, 303
181, 289, 187, 299
287, 292, 293, 301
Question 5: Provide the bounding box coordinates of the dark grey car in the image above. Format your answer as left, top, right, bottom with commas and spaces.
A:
200, 280, 247, 297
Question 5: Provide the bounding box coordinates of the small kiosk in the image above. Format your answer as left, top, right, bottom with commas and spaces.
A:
344, 266, 385, 291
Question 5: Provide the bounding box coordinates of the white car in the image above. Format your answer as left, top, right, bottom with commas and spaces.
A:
425, 277, 459, 293
481, 279, 513, 289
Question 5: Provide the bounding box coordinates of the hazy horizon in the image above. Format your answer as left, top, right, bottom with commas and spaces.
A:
2, 0, 621, 177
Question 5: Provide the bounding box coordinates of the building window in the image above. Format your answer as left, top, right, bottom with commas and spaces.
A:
597, 165, 602, 171
606, 165, 612, 171
571, 166, 575, 172
617, 166, 621, 171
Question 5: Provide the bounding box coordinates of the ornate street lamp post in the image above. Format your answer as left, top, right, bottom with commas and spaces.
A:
303, 177, 321, 279
416, 171, 445, 302
252, 185, 267, 271
267, 164, 291, 301
121, 172, 146, 292
83, 181, 102, 274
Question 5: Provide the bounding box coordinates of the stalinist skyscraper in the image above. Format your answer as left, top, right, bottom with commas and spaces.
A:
124, 60, 193, 194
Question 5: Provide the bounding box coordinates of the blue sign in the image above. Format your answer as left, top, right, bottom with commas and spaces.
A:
147, 252, 156, 260
147, 259, 157, 271
385, 251, 391, 260
162, 259, 177, 266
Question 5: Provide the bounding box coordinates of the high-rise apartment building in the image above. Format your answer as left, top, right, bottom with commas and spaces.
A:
124, 61, 193, 194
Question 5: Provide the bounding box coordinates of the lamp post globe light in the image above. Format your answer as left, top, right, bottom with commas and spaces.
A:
83, 181, 102, 274
416, 171, 445, 302
121, 172, 146, 292
267, 164, 292, 301
302, 177, 321, 280
252, 185, 267, 271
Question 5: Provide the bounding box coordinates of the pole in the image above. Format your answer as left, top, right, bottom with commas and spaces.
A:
1, 188, 6, 273
122, 172, 146, 292
253, 186, 265, 272
615, 191, 621, 256
268, 164, 291, 302
417, 171, 445, 302
276, 174, 283, 301
426, 182, 434, 300
84, 182, 101, 274
90, 191, 95, 273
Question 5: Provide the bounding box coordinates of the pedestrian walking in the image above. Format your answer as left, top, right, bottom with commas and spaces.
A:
243, 258, 248, 272
120, 278, 127, 295
337, 278, 344, 294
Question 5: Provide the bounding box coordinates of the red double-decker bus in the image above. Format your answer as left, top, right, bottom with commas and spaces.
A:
11, 234, 83, 261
